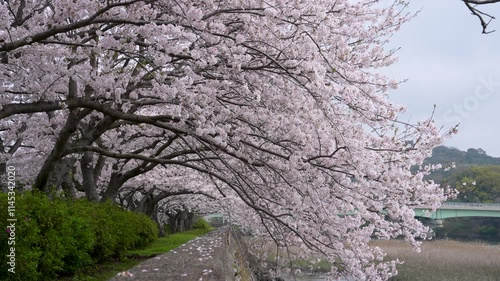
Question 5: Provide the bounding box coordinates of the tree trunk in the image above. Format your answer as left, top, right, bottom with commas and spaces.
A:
131, 190, 166, 236
80, 151, 100, 202
167, 209, 194, 233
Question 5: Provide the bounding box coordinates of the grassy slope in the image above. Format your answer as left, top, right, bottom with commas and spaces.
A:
58, 229, 212, 281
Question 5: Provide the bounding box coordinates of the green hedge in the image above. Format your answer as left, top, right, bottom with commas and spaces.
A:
0, 191, 158, 281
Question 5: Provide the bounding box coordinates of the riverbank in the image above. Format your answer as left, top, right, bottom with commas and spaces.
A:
372, 239, 500, 281
267, 239, 500, 281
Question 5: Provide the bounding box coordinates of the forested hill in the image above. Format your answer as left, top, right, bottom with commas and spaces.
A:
424, 146, 500, 186
425, 146, 500, 167
425, 146, 500, 241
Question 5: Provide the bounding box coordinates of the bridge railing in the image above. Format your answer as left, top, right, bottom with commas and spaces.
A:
442, 202, 500, 207
416, 202, 500, 210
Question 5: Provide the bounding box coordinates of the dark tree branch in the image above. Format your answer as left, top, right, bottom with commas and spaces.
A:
32, 108, 92, 191
463, 0, 498, 33
0, 0, 145, 52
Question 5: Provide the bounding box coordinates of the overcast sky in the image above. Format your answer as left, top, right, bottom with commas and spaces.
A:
383, 0, 500, 157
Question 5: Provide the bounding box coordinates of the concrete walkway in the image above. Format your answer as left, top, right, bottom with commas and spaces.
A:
109, 227, 249, 281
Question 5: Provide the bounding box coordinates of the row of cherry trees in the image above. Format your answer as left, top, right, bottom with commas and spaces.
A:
0, 0, 464, 279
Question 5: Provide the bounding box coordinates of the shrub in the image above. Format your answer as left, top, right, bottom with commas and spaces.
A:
90, 201, 125, 260
478, 226, 498, 237
60, 212, 95, 273
193, 216, 211, 230
131, 212, 158, 248
0, 191, 158, 280
84, 200, 157, 261
0, 191, 75, 280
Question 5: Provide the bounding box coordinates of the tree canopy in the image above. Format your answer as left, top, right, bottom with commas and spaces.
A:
0, 1, 456, 279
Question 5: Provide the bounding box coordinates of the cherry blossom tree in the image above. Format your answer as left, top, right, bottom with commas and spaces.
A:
1, 0, 455, 279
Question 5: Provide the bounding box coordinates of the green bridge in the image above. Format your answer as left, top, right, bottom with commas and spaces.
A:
414, 202, 500, 220
205, 202, 500, 223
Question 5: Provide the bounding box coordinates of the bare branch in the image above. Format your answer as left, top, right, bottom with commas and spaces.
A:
463, 0, 498, 33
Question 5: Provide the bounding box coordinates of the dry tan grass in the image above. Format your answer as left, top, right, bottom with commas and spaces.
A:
371, 240, 500, 281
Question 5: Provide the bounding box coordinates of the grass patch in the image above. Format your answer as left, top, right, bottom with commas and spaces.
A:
57, 228, 212, 281
125, 229, 212, 257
